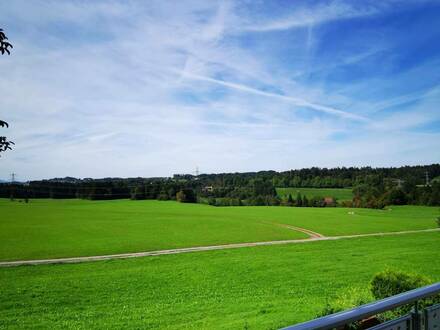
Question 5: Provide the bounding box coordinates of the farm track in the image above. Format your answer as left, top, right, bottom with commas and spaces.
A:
0, 228, 439, 267
271, 223, 325, 238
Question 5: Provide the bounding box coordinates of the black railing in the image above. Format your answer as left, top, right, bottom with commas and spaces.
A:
282, 282, 440, 330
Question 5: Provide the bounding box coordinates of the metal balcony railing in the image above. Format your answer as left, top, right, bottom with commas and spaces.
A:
281, 282, 440, 330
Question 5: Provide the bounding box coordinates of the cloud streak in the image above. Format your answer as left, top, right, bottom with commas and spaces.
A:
0, 0, 439, 180
240, 1, 378, 32
178, 70, 368, 121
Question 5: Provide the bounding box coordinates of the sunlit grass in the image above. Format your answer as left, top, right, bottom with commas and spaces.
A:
0, 199, 438, 261
0, 232, 438, 329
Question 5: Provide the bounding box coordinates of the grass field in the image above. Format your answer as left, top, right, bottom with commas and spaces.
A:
0, 199, 438, 261
1, 232, 439, 329
276, 187, 353, 200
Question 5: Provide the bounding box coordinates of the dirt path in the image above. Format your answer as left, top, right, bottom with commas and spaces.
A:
0, 228, 438, 267
271, 223, 325, 238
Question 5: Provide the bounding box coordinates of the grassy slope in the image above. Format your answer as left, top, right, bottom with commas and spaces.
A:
243, 205, 439, 236
0, 232, 439, 329
0, 199, 306, 261
1, 199, 438, 261
277, 187, 353, 200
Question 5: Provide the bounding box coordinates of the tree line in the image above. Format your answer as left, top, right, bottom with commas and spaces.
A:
1, 164, 439, 207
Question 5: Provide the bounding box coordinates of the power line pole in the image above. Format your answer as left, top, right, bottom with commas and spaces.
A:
425, 171, 430, 186
9, 173, 16, 201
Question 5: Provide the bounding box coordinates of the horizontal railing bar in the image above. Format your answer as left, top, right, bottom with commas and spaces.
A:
281, 282, 440, 330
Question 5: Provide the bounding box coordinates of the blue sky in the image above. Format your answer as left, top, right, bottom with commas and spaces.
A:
0, 0, 439, 180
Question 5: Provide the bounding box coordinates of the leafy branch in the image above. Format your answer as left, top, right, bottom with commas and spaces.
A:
0, 28, 13, 55
1, 28, 14, 156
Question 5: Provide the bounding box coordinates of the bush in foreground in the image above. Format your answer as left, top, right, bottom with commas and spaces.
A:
317, 287, 373, 329
370, 269, 440, 320
370, 268, 430, 300
318, 269, 439, 329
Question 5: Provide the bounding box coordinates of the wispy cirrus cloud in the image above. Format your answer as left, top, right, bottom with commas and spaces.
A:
239, 1, 379, 32
177, 70, 368, 121
0, 0, 439, 180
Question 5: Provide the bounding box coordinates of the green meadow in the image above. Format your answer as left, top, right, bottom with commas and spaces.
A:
276, 187, 353, 201
0, 232, 439, 329
0, 199, 305, 261
0, 199, 438, 261
0, 199, 439, 329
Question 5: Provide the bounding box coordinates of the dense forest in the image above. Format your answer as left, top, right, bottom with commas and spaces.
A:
1, 164, 439, 208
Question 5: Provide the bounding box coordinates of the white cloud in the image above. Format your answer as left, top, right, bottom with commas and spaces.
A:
0, 0, 438, 180
239, 1, 378, 32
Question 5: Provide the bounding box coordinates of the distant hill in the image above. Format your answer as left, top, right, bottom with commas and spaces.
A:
0, 164, 438, 207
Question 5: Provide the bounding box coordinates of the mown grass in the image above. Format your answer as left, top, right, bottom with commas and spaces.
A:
277, 187, 353, 201
0, 199, 438, 261
0, 232, 439, 329
0, 199, 306, 261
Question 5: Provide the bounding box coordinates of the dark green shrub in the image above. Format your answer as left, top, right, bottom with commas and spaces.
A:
317, 288, 373, 329
370, 269, 430, 300
176, 189, 196, 203
370, 269, 439, 321
230, 198, 242, 206
130, 185, 145, 200
157, 193, 169, 200
318, 270, 440, 329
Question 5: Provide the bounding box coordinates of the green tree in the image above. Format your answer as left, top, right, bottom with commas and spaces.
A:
157, 187, 169, 200
176, 189, 196, 203
385, 188, 407, 205
302, 195, 309, 207
130, 185, 145, 200
176, 190, 186, 202
428, 183, 440, 206
167, 187, 176, 200
286, 194, 294, 206
296, 193, 302, 207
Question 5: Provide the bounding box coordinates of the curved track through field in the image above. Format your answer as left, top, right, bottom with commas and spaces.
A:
269, 222, 325, 238
0, 227, 438, 267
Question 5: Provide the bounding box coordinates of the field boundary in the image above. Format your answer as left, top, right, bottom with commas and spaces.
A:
1, 228, 438, 267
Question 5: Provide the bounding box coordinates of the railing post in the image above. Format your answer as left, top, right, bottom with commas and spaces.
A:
412, 301, 421, 330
